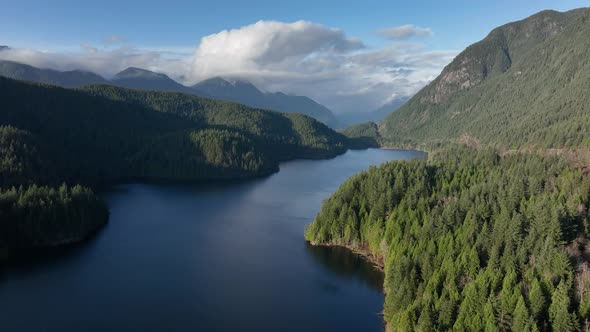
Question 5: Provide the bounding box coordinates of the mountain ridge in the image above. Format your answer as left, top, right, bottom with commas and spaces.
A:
380, 7, 590, 149
0, 60, 339, 127
193, 76, 339, 127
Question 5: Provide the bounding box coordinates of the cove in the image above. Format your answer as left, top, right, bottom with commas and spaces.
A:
0, 149, 425, 332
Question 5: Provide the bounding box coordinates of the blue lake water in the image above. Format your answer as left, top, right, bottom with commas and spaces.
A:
0, 149, 426, 331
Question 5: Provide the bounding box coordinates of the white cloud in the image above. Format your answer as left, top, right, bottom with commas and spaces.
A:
191, 20, 364, 79
378, 25, 433, 40
190, 21, 454, 112
0, 21, 456, 113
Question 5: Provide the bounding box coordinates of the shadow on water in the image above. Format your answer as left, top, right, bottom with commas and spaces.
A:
0, 225, 105, 278
305, 242, 384, 292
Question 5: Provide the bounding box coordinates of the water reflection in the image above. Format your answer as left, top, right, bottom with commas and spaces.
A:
305, 242, 384, 292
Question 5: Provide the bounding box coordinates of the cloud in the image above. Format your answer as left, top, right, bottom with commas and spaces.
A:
378, 25, 433, 40
188, 20, 454, 112
191, 20, 364, 79
0, 20, 456, 113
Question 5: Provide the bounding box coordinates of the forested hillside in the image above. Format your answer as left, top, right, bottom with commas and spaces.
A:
381, 8, 590, 149
339, 122, 381, 149
80, 84, 346, 160
0, 76, 348, 253
307, 146, 590, 331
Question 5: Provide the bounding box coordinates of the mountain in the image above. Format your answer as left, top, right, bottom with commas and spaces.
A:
0, 76, 349, 252
0, 60, 339, 127
0, 46, 8, 51
111, 67, 195, 94
192, 77, 339, 127
1, 76, 348, 186
0, 60, 108, 87
381, 8, 590, 149
338, 96, 409, 127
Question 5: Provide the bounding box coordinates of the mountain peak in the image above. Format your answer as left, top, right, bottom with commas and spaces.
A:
0, 45, 8, 51
192, 76, 338, 127
114, 67, 169, 80
195, 76, 231, 87
194, 76, 259, 90
225, 77, 257, 87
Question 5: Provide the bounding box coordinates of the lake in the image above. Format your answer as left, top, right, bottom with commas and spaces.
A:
0, 149, 426, 332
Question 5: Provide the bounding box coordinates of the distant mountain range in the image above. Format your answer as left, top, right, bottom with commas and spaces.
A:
0, 58, 338, 127
192, 77, 338, 127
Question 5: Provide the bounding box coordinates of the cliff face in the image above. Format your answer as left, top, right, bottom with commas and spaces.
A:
421, 9, 579, 105
381, 8, 590, 148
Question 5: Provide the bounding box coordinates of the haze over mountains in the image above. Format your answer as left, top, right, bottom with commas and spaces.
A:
192, 77, 339, 127
0, 59, 340, 127
338, 96, 409, 127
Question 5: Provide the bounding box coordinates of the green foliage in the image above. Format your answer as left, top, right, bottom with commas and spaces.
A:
130, 128, 275, 180
306, 146, 590, 330
339, 122, 381, 149
0, 184, 108, 249
0, 126, 55, 186
381, 9, 590, 150
80, 84, 347, 161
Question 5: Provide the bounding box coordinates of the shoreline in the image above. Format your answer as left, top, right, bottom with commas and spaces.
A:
307, 241, 385, 272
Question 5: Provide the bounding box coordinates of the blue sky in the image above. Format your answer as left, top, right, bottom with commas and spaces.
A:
2, 0, 587, 51
1, 0, 588, 113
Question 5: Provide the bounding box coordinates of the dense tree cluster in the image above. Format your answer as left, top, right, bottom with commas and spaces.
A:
130, 129, 275, 180
339, 122, 381, 149
0, 126, 54, 187
80, 84, 347, 161
306, 147, 590, 331
0, 184, 107, 250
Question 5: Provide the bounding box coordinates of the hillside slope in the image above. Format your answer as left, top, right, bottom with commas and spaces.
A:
0, 76, 348, 251
307, 146, 590, 331
381, 8, 590, 149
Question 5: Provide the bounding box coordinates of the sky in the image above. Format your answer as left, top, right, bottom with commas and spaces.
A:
1, 0, 588, 113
